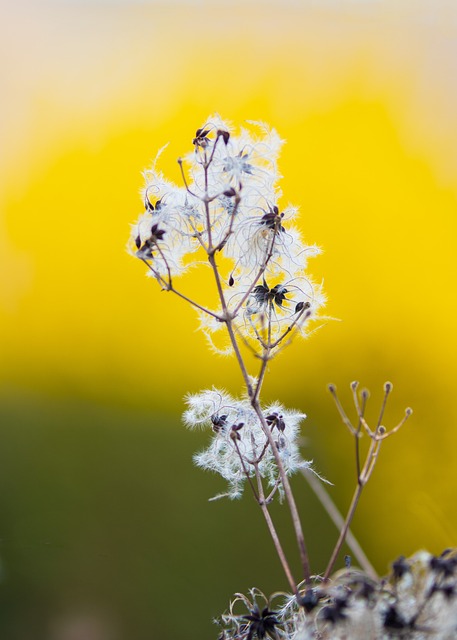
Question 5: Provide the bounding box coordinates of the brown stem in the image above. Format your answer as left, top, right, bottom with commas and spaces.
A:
252, 400, 311, 584
268, 307, 312, 350
253, 352, 270, 403
301, 468, 378, 579
206, 250, 310, 584
139, 258, 222, 320
199, 169, 309, 586
232, 225, 280, 317
324, 430, 381, 580
169, 287, 222, 320
232, 437, 260, 502
323, 481, 364, 580
254, 465, 298, 594
213, 193, 241, 253
177, 158, 199, 199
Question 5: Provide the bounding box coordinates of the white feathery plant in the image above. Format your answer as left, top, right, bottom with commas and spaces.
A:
128, 117, 457, 639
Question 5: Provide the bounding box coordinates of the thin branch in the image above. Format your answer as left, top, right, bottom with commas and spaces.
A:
324, 383, 412, 579
378, 408, 413, 440
264, 476, 282, 505
377, 381, 393, 429
213, 193, 241, 253
323, 480, 364, 581
252, 401, 311, 585
353, 385, 368, 482
139, 258, 222, 320
254, 464, 298, 595
177, 158, 199, 199
232, 225, 281, 317
232, 436, 260, 502
328, 384, 357, 435
268, 307, 312, 350
301, 468, 378, 580
253, 353, 270, 404
179, 140, 311, 588
206, 226, 311, 584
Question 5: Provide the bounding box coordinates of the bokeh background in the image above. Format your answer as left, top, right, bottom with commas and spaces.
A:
1, 0, 457, 638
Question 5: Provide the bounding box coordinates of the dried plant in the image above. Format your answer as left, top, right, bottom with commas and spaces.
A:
128, 117, 456, 638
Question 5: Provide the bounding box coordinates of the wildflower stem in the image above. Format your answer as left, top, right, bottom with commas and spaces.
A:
177, 158, 200, 199
254, 466, 298, 594
328, 384, 357, 436
353, 387, 368, 483
301, 468, 378, 579
213, 193, 241, 253
139, 258, 222, 320
208, 245, 311, 585
252, 401, 311, 585
207, 250, 254, 398
232, 226, 279, 317
323, 480, 364, 581
324, 384, 411, 579
377, 382, 392, 429
324, 427, 382, 580
253, 353, 270, 404
269, 306, 312, 350
232, 437, 260, 502
264, 477, 281, 504
169, 287, 223, 320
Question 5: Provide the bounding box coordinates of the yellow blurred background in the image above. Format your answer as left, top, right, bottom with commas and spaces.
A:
1, 1, 457, 638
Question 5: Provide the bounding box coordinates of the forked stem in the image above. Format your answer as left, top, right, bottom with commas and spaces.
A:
324, 383, 411, 580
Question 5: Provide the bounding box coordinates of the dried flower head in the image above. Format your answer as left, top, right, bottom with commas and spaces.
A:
184, 388, 310, 500
218, 550, 457, 639
128, 115, 325, 354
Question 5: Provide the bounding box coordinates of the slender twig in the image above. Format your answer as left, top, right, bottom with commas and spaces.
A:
232, 436, 260, 502
213, 193, 241, 253
323, 479, 365, 581
140, 258, 222, 320
177, 158, 200, 199
324, 383, 412, 580
205, 130, 224, 168
252, 400, 311, 584
376, 381, 392, 429
177, 139, 312, 588
254, 464, 298, 594
204, 210, 311, 584
264, 476, 282, 504
253, 353, 270, 404
328, 384, 357, 435
232, 224, 281, 317
353, 386, 368, 481
268, 307, 312, 350
301, 468, 378, 579
377, 408, 413, 439
324, 389, 380, 580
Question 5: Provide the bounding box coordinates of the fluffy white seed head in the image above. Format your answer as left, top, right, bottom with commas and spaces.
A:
128, 116, 325, 349
183, 388, 310, 500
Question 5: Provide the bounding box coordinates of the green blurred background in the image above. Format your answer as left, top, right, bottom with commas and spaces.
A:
1, 1, 457, 638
